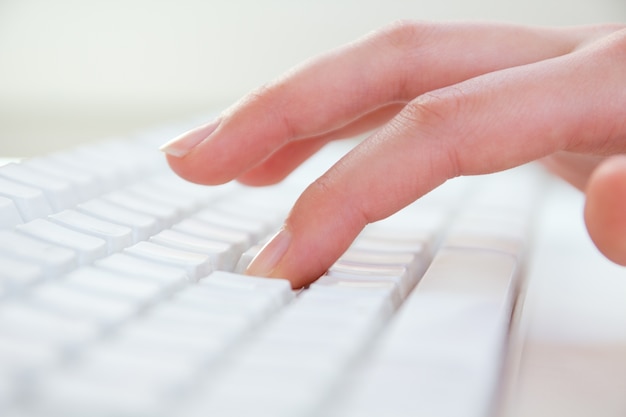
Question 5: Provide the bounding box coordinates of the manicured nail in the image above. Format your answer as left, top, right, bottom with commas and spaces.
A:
159, 118, 221, 157
246, 228, 291, 277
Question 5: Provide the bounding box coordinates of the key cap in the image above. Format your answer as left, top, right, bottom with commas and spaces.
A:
95, 253, 188, 290
125, 241, 212, 281
0, 333, 59, 373
78, 199, 159, 242
327, 262, 411, 299
150, 229, 238, 271
174, 218, 252, 255
0, 230, 76, 277
0, 303, 99, 348
127, 182, 199, 217
25, 157, 100, 201
174, 284, 275, 324
148, 174, 229, 207
76, 140, 159, 180
312, 275, 401, 310
194, 208, 271, 241
0, 177, 53, 221
0, 255, 44, 291
337, 249, 428, 294
443, 208, 529, 257
0, 196, 24, 229
48, 151, 122, 192
17, 219, 108, 265
34, 369, 164, 417
203, 271, 294, 308
0, 162, 78, 211
101, 190, 180, 229
235, 243, 263, 273
29, 283, 140, 324
49, 209, 134, 254
64, 267, 164, 304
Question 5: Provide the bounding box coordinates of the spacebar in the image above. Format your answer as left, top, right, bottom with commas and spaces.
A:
332, 247, 519, 417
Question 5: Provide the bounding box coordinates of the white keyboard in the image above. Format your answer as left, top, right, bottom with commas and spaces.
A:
0, 124, 543, 417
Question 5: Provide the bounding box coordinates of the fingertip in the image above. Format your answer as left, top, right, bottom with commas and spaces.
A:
584, 155, 626, 266
160, 118, 237, 185
160, 119, 221, 158
246, 228, 292, 278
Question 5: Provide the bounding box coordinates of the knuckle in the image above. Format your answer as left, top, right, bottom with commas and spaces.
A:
400, 88, 467, 131
393, 89, 470, 178
240, 82, 298, 140
376, 20, 436, 50
606, 28, 626, 60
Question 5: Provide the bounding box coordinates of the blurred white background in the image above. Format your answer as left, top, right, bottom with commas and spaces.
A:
1, 0, 624, 155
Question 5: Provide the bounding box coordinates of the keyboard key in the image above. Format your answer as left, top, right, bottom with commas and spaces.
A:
0, 255, 44, 291
147, 174, 229, 207
0, 303, 98, 349
174, 284, 275, 324
0, 333, 59, 374
49, 209, 134, 254
327, 262, 411, 299
194, 208, 272, 241
150, 229, 238, 271
0, 177, 53, 221
127, 182, 199, 217
24, 157, 100, 201
337, 248, 428, 294
174, 218, 252, 255
202, 271, 294, 308
0, 230, 77, 277
234, 243, 263, 273
64, 267, 164, 305
313, 275, 402, 310
0, 162, 78, 211
78, 199, 159, 242
125, 241, 212, 281
95, 253, 188, 289
48, 151, 122, 192
34, 369, 164, 417
17, 219, 108, 265
102, 190, 181, 229
29, 283, 141, 325
0, 196, 24, 228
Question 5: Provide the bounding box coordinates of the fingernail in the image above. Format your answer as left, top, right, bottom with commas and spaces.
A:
246, 228, 291, 277
159, 118, 221, 157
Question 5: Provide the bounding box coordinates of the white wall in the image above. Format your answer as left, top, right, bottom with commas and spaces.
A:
1, 0, 624, 155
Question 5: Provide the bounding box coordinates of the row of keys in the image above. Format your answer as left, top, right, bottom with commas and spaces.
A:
0, 140, 166, 224
4, 272, 294, 415
0, 175, 296, 295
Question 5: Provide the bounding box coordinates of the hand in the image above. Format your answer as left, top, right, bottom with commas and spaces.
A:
161, 21, 626, 288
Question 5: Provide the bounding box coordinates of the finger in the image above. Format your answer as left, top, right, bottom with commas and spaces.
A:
246, 29, 626, 288
237, 103, 404, 185
163, 21, 580, 185
584, 155, 626, 265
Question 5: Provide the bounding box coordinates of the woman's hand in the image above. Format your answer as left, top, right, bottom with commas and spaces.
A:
161, 21, 626, 288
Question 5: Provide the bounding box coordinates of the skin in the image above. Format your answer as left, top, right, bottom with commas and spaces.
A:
162, 21, 626, 288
